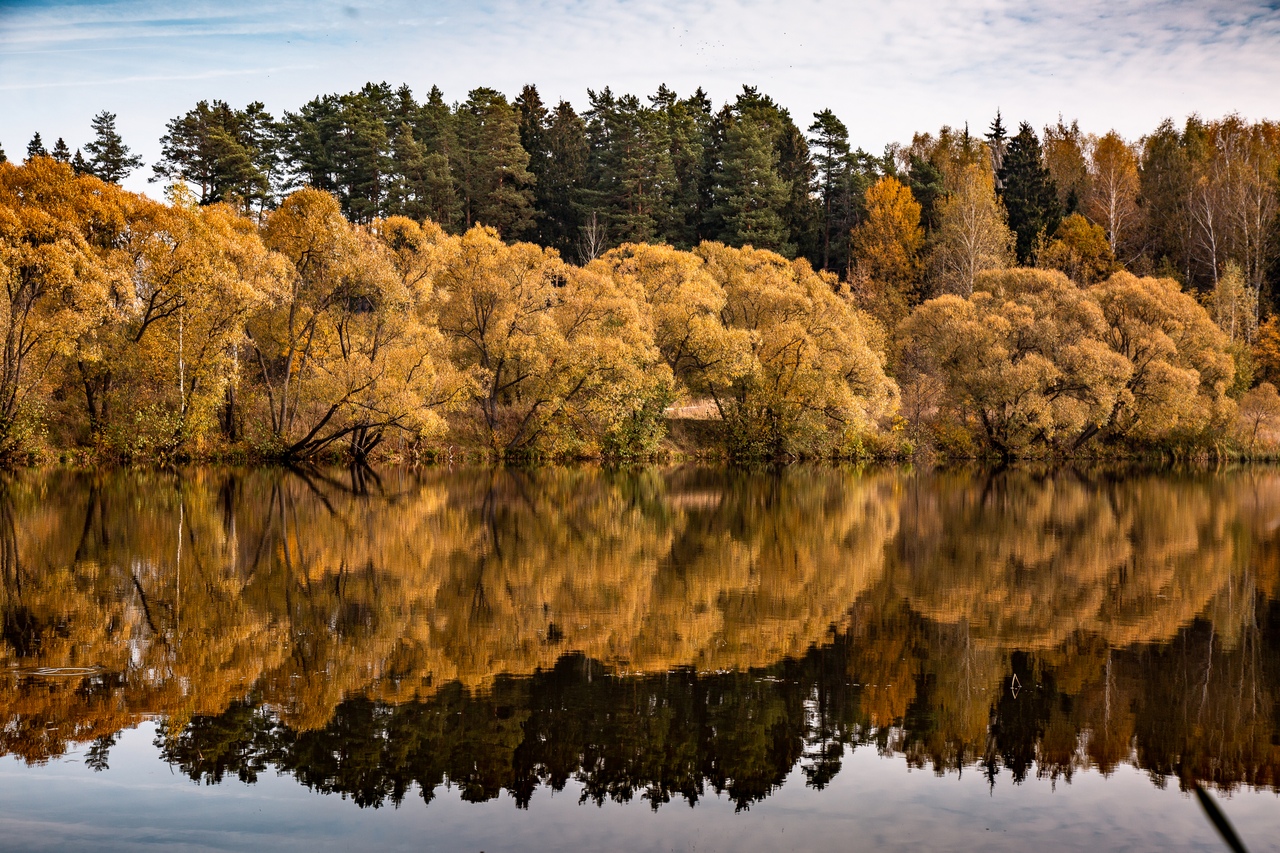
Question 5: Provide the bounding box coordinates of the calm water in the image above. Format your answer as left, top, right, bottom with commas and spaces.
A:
1, 465, 1277, 851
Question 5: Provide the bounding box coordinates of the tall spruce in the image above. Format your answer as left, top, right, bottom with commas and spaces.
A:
998, 122, 1062, 263
713, 107, 791, 255
986, 110, 1008, 186
650, 85, 714, 249
25, 133, 47, 161
452, 87, 535, 238
84, 111, 143, 183
534, 100, 588, 255
51, 138, 71, 163
579, 88, 675, 247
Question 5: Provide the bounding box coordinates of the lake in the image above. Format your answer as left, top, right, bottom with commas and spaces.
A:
1, 465, 1277, 851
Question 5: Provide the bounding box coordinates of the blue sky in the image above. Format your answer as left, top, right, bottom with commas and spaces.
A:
3, 0, 1279, 195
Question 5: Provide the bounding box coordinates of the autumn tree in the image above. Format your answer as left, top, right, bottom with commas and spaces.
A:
1036, 213, 1116, 286
1085, 131, 1140, 259
1091, 271, 1235, 443
70, 193, 287, 456
900, 268, 1129, 456
694, 242, 896, 457
849, 176, 924, 330
0, 159, 130, 454
248, 189, 456, 458
1211, 261, 1257, 346
596, 242, 749, 403
928, 163, 1013, 296
1042, 117, 1089, 214
1236, 382, 1280, 452
431, 226, 669, 457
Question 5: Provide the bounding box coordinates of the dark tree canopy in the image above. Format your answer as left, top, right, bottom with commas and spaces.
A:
85, 111, 143, 184
998, 122, 1062, 263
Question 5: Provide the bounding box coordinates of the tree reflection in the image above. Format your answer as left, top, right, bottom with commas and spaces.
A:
0, 465, 1278, 806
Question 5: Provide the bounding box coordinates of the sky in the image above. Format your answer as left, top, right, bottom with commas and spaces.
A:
2, 0, 1279, 196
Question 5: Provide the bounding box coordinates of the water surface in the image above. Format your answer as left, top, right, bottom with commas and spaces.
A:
1, 465, 1277, 850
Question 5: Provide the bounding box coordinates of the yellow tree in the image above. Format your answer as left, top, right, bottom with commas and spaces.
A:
1236, 382, 1280, 452
595, 242, 750, 403
694, 242, 896, 457
1091, 271, 1235, 442
71, 194, 289, 457
249, 189, 456, 458
432, 226, 670, 457
928, 163, 1013, 297
900, 268, 1129, 456
849, 176, 923, 330
0, 158, 131, 455
1085, 131, 1140, 258
1042, 117, 1090, 213
1036, 213, 1117, 286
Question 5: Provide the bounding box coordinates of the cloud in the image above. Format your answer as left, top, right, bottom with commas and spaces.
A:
1, 0, 1277, 196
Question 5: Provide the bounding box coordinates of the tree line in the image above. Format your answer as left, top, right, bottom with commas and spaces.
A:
5, 88, 1280, 461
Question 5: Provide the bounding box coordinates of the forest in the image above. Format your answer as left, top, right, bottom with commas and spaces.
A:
5, 82, 1280, 461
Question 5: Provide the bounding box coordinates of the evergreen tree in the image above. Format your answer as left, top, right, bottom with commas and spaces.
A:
155, 101, 270, 205
1138, 118, 1194, 281
998, 122, 1062, 263
809, 109, 853, 271
986, 110, 1008, 186
407, 84, 463, 227
386, 122, 431, 220
51, 137, 71, 163
71, 149, 88, 174
580, 88, 674, 246
452, 87, 535, 237
26, 132, 47, 161
906, 154, 946, 233
0, 142, 6, 164
650, 85, 714, 249
84, 111, 143, 183
713, 110, 790, 255
534, 100, 588, 254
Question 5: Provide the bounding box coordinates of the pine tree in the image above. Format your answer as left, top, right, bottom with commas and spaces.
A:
0, 142, 6, 164
51, 137, 71, 163
159, 100, 271, 206
809, 109, 852, 271
906, 154, 946, 233
714, 112, 790, 255
26, 132, 47, 161
580, 88, 674, 246
71, 149, 88, 174
84, 111, 143, 183
986, 110, 1008, 184
654, 86, 714, 249
535, 100, 588, 254
452, 87, 535, 238
998, 122, 1062, 263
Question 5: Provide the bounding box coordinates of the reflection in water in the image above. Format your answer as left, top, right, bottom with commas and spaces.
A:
1, 465, 1279, 811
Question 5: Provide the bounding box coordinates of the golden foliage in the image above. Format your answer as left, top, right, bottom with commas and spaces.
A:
849, 176, 923, 330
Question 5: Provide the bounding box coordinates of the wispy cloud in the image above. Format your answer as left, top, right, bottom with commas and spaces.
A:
2, 0, 1277, 195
